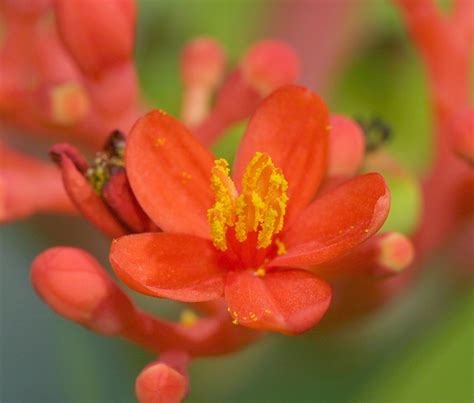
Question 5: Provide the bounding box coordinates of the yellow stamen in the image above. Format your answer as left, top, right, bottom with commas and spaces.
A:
207, 152, 288, 251
207, 159, 238, 251
275, 239, 287, 255
254, 267, 266, 277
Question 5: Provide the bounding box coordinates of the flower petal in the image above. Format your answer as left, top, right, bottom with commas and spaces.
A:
233, 85, 329, 222
271, 173, 390, 268
126, 110, 216, 238
225, 269, 331, 334
50, 144, 128, 238
110, 233, 225, 302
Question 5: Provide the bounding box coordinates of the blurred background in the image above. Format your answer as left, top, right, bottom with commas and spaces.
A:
1, 0, 472, 402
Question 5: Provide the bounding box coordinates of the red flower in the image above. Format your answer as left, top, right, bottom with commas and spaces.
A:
110, 85, 390, 335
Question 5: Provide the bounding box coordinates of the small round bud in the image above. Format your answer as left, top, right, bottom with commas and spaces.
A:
31, 247, 126, 335
135, 362, 188, 403
241, 40, 300, 95
181, 37, 226, 89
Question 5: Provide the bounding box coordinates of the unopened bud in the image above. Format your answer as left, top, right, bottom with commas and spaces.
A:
135, 354, 189, 403
241, 40, 300, 96
327, 115, 365, 176
31, 247, 130, 335
181, 37, 226, 89
450, 107, 474, 165
180, 37, 226, 126
375, 232, 414, 276
54, 0, 136, 78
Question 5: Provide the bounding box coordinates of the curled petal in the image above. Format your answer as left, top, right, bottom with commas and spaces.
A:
225, 269, 331, 335
101, 169, 156, 233
110, 233, 225, 302
272, 173, 390, 268
233, 85, 329, 222
126, 110, 216, 237
50, 144, 128, 238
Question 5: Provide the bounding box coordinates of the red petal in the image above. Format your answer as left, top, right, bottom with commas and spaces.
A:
271, 173, 390, 268
101, 170, 156, 233
225, 269, 331, 335
51, 146, 128, 238
233, 85, 329, 222
110, 233, 225, 302
126, 110, 216, 238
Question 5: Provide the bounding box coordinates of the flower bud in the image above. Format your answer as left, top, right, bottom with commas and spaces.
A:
181, 37, 226, 90
54, 0, 136, 78
31, 247, 132, 335
318, 232, 414, 279
241, 40, 300, 96
375, 232, 414, 276
450, 107, 474, 165
180, 37, 227, 126
135, 355, 189, 403
327, 115, 365, 176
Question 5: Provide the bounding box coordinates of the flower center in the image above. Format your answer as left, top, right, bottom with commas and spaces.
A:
208, 152, 288, 251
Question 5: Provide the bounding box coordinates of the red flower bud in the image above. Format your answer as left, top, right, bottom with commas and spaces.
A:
135, 354, 189, 403
180, 37, 227, 126
241, 40, 300, 96
327, 115, 365, 177
181, 37, 226, 90
54, 0, 136, 78
31, 247, 135, 335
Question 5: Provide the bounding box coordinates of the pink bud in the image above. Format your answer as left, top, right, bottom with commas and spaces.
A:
54, 0, 136, 78
327, 115, 366, 176
375, 232, 414, 276
31, 247, 134, 335
450, 107, 474, 165
180, 37, 227, 126
135, 359, 188, 403
241, 40, 300, 96
181, 37, 226, 89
